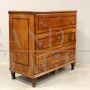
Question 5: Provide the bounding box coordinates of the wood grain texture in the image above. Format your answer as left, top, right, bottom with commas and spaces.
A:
9, 11, 76, 87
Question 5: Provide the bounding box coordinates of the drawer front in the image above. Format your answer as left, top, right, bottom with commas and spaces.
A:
35, 45, 75, 74
36, 28, 76, 39
36, 50, 65, 73
36, 32, 76, 50
36, 41, 76, 55
35, 25, 76, 34
35, 15, 76, 33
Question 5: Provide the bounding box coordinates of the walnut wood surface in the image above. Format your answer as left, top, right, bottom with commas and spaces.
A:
9, 11, 76, 87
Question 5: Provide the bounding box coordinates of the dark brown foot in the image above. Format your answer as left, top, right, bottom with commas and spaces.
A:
11, 71, 16, 79
32, 78, 37, 87
71, 62, 75, 70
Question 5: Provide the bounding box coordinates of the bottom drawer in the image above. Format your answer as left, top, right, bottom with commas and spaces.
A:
35, 47, 75, 74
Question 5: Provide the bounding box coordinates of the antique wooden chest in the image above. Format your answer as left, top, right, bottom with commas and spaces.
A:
9, 11, 76, 87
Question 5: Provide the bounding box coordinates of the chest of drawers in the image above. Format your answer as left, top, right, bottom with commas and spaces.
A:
9, 11, 76, 87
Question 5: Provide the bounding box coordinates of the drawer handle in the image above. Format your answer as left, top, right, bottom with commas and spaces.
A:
37, 40, 45, 49
38, 41, 43, 46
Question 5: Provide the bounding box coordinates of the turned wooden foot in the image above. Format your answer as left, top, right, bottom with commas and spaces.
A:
71, 62, 75, 70
32, 78, 37, 87
11, 71, 16, 79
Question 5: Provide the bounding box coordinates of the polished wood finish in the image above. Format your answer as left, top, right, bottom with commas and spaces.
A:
9, 11, 77, 87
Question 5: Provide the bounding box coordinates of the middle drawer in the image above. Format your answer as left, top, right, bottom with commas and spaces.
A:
35, 28, 76, 50
35, 44, 75, 74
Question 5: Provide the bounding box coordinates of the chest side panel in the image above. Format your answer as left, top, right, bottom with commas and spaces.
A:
9, 13, 35, 77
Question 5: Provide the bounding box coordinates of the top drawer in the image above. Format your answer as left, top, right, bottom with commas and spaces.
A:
35, 13, 76, 30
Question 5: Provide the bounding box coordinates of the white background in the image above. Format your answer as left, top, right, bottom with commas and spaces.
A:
0, 0, 90, 64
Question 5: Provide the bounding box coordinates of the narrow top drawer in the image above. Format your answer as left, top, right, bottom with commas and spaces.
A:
35, 12, 76, 30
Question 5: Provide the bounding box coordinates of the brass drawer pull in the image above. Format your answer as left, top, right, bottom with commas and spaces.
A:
37, 41, 42, 49
37, 40, 45, 49
38, 41, 43, 46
